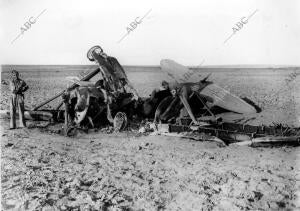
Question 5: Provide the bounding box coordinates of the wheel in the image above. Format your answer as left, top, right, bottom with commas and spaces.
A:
113, 112, 127, 132
87, 45, 103, 61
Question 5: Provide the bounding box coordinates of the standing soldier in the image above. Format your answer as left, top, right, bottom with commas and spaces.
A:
9, 70, 29, 129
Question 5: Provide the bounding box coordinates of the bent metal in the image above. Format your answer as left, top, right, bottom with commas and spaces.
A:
18, 46, 300, 146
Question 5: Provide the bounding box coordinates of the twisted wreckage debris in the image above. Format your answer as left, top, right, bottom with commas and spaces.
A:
2, 46, 300, 146
148, 121, 300, 147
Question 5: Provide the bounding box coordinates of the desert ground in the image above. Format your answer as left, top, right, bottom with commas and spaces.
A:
1, 65, 300, 210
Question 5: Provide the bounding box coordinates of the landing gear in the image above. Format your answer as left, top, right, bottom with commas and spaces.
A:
87, 46, 103, 61
113, 112, 128, 132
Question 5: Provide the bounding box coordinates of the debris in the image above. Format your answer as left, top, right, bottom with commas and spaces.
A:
113, 112, 128, 132
4, 143, 14, 147
158, 131, 226, 147
231, 136, 300, 146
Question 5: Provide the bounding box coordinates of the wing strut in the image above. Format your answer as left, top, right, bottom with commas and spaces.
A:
194, 92, 216, 119
179, 95, 198, 125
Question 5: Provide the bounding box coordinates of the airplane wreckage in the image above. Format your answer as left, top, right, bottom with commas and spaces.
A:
6, 46, 300, 147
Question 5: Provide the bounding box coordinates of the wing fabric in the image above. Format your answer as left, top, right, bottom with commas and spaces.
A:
160, 59, 202, 83
160, 59, 256, 114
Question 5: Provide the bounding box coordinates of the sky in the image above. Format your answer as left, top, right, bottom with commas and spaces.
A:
0, 0, 299, 66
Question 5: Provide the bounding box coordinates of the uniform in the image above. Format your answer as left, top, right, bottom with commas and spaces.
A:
9, 76, 29, 129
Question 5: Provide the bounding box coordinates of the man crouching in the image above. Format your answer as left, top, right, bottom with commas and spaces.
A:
9, 69, 29, 129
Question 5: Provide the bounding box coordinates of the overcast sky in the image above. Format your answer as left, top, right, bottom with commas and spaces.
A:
1, 0, 299, 65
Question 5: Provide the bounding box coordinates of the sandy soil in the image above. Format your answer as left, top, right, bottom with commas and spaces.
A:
1, 119, 299, 210
1, 67, 300, 210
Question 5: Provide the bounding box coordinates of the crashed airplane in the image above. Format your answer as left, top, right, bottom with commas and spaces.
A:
151, 59, 257, 125
4, 46, 298, 146
30, 46, 140, 134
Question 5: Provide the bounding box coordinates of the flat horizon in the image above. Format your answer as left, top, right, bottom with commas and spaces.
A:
2, 64, 300, 68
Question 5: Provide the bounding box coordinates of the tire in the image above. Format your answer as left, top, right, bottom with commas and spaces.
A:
87, 45, 102, 61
